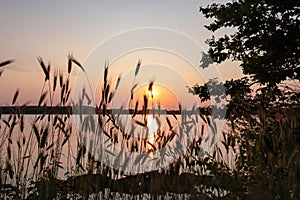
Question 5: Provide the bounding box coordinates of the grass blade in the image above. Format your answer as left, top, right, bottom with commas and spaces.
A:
37, 57, 49, 81
0, 59, 15, 67
12, 89, 19, 105
135, 59, 142, 76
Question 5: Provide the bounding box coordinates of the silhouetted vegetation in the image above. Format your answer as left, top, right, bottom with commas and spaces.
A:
192, 0, 300, 199
0, 57, 233, 199
0, 1, 299, 199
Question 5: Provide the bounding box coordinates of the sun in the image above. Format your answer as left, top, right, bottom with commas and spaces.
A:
151, 89, 157, 97
146, 88, 158, 99
130, 83, 178, 110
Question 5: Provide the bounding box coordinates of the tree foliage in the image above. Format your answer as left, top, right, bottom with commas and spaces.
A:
200, 0, 300, 85
194, 0, 300, 199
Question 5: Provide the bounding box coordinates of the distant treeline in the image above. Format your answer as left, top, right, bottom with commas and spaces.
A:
0, 106, 188, 115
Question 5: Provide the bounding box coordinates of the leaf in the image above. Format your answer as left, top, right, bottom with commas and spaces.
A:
104, 84, 110, 102
148, 81, 155, 98
147, 141, 156, 150
143, 95, 148, 116
38, 92, 47, 107
40, 127, 48, 148
53, 69, 58, 91
201, 125, 204, 136
166, 117, 172, 130
132, 101, 139, 118
37, 57, 49, 81
104, 64, 108, 87
115, 75, 121, 90
131, 83, 138, 96
7, 145, 11, 160
3, 119, 10, 128
12, 89, 19, 105
68, 53, 72, 74
20, 115, 24, 132
72, 57, 85, 72
134, 120, 147, 127
108, 91, 114, 103
0, 59, 15, 67
148, 81, 154, 92
171, 111, 178, 120
33, 124, 40, 145
59, 70, 63, 88
199, 113, 207, 124
135, 59, 141, 76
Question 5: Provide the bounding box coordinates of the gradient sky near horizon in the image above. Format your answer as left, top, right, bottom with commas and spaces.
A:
0, 0, 243, 106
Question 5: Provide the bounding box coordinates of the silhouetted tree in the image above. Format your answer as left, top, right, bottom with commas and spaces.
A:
193, 1, 300, 199
200, 0, 300, 85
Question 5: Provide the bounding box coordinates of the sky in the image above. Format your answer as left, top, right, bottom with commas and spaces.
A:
0, 0, 243, 106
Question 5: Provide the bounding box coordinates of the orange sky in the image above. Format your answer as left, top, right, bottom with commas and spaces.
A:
0, 0, 242, 106
130, 83, 180, 111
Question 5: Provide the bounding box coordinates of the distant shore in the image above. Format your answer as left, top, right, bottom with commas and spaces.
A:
0, 106, 186, 115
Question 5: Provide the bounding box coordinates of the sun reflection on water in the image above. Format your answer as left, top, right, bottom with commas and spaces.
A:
147, 114, 157, 151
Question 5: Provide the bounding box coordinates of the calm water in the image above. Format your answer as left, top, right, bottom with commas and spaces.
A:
0, 111, 226, 178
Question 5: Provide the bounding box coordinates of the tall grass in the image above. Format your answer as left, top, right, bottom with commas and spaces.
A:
0, 57, 76, 199
0, 57, 299, 199
0, 57, 219, 199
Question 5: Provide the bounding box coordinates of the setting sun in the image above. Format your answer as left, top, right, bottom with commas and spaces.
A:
147, 89, 157, 99
131, 83, 178, 110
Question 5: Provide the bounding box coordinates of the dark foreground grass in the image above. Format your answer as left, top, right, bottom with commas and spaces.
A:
0, 57, 299, 199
